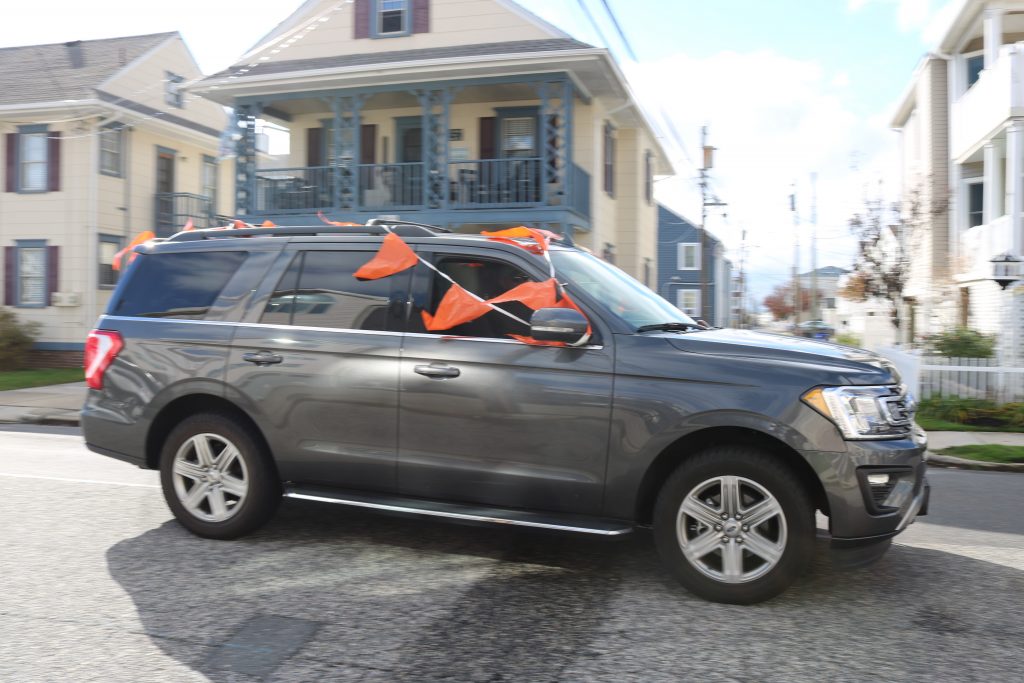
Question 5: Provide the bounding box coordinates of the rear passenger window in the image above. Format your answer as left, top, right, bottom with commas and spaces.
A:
111, 251, 246, 319
263, 251, 393, 331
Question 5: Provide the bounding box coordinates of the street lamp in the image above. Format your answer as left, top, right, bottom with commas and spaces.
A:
991, 252, 1022, 290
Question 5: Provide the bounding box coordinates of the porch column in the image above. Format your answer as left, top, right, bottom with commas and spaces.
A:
332, 95, 365, 211
416, 88, 452, 209
234, 103, 261, 216
984, 7, 1003, 69
536, 78, 573, 206
983, 141, 1001, 224
1008, 119, 1024, 255
950, 161, 962, 266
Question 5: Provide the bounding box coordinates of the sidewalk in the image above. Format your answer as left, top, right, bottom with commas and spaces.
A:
0, 382, 86, 426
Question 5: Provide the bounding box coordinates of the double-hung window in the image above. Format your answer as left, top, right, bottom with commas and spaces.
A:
378, 0, 408, 35
603, 122, 616, 196
502, 117, 536, 158
19, 133, 48, 192
966, 53, 984, 91
201, 155, 218, 211
99, 125, 123, 176
676, 289, 700, 317
98, 235, 123, 288
165, 72, 184, 108
677, 243, 700, 270
967, 180, 984, 228
17, 241, 47, 307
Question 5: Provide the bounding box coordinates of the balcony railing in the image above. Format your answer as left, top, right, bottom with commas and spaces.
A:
951, 44, 1024, 159
251, 158, 591, 219
959, 214, 1013, 279
154, 192, 216, 237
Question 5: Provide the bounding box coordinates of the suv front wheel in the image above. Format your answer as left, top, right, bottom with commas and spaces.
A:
159, 412, 280, 539
653, 446, 815, 604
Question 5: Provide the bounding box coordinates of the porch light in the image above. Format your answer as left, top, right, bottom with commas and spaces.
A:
990, 252, 1022, 290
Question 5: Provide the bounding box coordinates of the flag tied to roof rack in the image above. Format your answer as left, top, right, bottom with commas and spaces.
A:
353, 232, 419, 280
111, 231, 155, 272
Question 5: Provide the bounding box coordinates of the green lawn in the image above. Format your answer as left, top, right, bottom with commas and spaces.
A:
0, 368, 83, 391
917, 416, 1024, 433
936, 445, 1024, 464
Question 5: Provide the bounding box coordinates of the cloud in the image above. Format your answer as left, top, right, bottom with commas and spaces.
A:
628, 50, 900, 300
849, 0, 963, 44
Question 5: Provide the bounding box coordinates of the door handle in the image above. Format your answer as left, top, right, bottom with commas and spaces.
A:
414, 363, 460, 379
242, 351, 283, 366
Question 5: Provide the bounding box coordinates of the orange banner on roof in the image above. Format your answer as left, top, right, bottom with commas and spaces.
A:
422, 283, 493, 331
486, 278, 559, 310
111, 230, 155, 272
318, 211, 361, 227
481, 226, 560, 254
353, 232, 419, 280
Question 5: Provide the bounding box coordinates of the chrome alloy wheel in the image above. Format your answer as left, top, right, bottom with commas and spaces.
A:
676, 475, 788, 584
172, 433, 249, 523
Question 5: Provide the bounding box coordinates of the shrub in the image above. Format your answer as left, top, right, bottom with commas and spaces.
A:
917, 397, 1024, 427
0, 308, 40, 370
834, 332, 862, 348
928, 328, 996, 358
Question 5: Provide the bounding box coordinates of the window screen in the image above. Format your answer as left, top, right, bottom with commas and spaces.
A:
289, 251, 393, 330
111, 251, 246, 318
502, 117, 536, 157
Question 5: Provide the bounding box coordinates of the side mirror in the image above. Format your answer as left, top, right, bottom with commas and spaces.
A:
529, 307, 590, 346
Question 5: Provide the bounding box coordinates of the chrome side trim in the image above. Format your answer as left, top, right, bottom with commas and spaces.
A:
283, 491, 633, 536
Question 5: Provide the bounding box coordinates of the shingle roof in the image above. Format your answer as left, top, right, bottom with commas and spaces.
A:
205, 38, 594, 81
0, 33, 175, 107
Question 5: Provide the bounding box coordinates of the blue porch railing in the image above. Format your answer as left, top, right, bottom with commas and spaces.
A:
251, 158, 591, 219
154, 192, 216, 237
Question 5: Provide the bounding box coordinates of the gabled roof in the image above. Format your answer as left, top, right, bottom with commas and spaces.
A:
800, 265, 850, 278
206, 38, 592, 80
657, 204, 722, 245
0, 32, 175, 107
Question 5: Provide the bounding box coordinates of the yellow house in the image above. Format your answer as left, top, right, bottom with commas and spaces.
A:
193, 0, 673, 287
0, 32, 232, 363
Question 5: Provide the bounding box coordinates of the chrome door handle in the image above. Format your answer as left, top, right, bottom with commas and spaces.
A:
414, 363, 460, 379
242, 351, 283, 366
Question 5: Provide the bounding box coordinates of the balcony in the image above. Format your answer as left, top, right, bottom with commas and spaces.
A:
951, 44, 1024, 160
251, 158, 591, 220
959, 215, 1013, 280
154, 192, 222, 237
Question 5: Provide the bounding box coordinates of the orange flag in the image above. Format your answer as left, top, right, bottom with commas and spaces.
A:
421, 283, 493, 331
318, 211, 361, 227
482, 226, 560, 254
261, 220, 276, 227
233, 219, 251, 229
112, 231, 155, 272
182, 218, 195, 232
487, 278, 559, 310
507, 334, 568, 347
353, 232, 419, 280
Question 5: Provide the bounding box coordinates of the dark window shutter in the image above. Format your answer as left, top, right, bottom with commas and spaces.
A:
354, 0, 370, 39
47, 246, 59, 303
479, 117, 496, 160
5, 134, 16, 193
3, 247, 14, 305
307, 128, 324, 167
47, 131, 61, 192
412, 0, 430, 33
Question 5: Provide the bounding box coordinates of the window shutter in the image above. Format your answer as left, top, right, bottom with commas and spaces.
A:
3, 247, 13, 305
412, 0, 430, 33
47, 132, 61, 192
361, 124, 377, 189
354, 0, 370, 39
4, 134, 15, 193
307, 128, 324, 167
47, 246, 59, 302
479, 117, 496, 159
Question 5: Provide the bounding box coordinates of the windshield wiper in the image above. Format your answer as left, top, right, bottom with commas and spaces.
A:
636, 322, 704, 333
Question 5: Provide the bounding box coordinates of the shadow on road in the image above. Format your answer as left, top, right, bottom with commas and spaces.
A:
107, 499, 1024, 682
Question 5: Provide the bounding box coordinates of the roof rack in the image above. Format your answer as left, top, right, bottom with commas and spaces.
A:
365, 218, 452, 233
166, 222, 448, 242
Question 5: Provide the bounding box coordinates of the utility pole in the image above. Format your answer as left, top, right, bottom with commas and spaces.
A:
699, 126, 726, 324
790, 186, 801, 327
810, 172, 819, 321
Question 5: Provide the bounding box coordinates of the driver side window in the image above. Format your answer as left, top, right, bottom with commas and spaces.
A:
409, 255, 534, 339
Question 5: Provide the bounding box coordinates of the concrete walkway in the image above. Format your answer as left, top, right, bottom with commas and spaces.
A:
0, 381, 86, 426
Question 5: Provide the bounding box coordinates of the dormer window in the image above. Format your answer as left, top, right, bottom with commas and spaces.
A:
378, 0, 408, 35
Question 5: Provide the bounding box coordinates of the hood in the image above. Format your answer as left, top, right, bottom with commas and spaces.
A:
662, 329, 901, 384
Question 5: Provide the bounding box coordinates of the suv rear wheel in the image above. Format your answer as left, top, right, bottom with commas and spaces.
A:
159, 413, 280, 539
653, 446, 814, 604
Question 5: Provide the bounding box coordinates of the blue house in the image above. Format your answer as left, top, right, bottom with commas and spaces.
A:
657, 204, 732, 327
192, 0, 673, 283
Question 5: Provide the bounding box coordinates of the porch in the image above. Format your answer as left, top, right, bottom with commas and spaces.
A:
233, 74, 591, 229
154, 192, 227, 237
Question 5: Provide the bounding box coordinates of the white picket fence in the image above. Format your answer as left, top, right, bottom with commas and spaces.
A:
919, 356, 1024, 403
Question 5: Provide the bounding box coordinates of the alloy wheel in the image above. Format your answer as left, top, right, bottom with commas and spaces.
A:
171, 433, 249, 523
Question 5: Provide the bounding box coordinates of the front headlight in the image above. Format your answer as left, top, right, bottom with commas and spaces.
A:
802, 385, 915, 440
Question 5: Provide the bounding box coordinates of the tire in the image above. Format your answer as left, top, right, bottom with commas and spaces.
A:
653, 446, 815, 604
159, 412, 280, 539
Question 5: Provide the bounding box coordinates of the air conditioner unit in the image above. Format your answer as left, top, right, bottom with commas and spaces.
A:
51, 292, 81, 307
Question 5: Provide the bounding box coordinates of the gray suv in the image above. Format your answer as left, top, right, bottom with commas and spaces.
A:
82, 221, 929, 604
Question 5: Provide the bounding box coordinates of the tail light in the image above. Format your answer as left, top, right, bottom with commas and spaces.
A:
84, 330, 124, 390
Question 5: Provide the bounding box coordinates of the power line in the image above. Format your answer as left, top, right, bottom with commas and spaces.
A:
599, 0, 638, 62
575, 0, 614, 50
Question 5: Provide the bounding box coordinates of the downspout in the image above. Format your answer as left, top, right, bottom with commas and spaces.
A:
123, 125, 132, 249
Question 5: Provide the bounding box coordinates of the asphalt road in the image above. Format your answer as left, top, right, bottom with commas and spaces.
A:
1, 427, 1022, 683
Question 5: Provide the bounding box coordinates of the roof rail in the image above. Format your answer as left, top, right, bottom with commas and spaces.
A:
165, 223, 445, 242
365, 218, 452, 233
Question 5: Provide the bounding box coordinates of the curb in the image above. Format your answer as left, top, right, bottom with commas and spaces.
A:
926, 451, 1024, 473
0, 409, 81, 428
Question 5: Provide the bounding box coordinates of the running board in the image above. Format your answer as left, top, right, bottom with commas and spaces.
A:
283, 485, 634, 536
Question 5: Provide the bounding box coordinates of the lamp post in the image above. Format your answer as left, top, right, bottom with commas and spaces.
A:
991, 252, 1022, 290
990, 252, 1022, 379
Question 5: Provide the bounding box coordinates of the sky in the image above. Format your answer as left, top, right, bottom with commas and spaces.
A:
0, 0, 965, 301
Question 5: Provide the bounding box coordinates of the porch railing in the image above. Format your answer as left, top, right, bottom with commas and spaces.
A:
154, 192, 215, 237
251, 158, 592, 218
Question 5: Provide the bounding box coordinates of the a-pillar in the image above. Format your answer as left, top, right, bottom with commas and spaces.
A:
984, 7, 1004, 69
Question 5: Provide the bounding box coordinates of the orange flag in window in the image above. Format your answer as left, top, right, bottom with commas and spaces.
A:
481, 226, 560, 254
353, 232, 420, 280
486, 278, 559, 310
111, 230, 155, 272
421, 283, 493, 331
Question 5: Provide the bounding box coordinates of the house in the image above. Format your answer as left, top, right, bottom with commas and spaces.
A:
656, 204, 731, 326
891, 0, 1024, 360
798, 265, 849, 326
0, 32, 231, 364
190, 0, 674, 285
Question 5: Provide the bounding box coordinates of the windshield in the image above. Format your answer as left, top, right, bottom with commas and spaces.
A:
550, 249, 698, 329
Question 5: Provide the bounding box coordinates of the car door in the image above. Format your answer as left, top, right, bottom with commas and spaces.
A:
397, 245, 614, 515
226, 242, 410, 491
